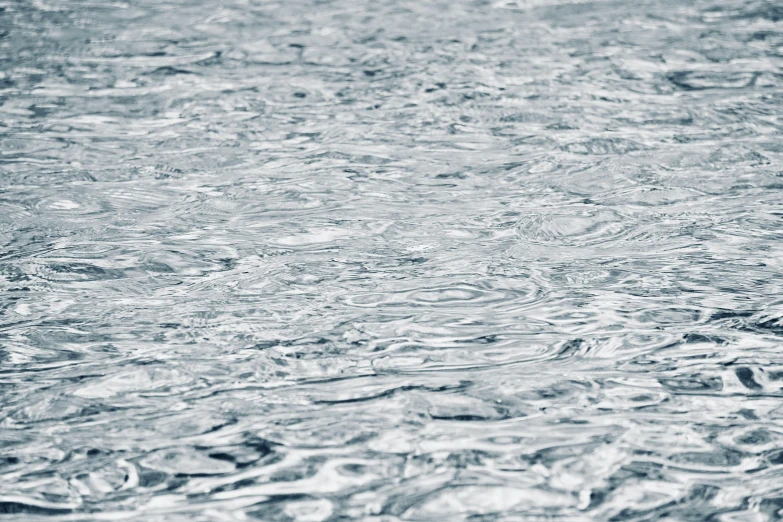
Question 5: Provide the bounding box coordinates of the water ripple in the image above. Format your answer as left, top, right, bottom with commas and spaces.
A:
2, 0, 783, 519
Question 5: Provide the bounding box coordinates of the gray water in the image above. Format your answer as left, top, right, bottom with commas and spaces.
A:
1, 0, 783, 519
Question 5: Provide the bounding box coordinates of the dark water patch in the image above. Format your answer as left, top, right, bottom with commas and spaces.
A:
668, 71, 760, 91
0, 501, 73, 515
735, 367, 762, 390
660, 375, 724, 393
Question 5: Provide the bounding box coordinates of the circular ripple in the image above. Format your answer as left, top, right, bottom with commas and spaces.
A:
515, 208, 631, 247
343, 280, 524, 310
34, 192, 113, 219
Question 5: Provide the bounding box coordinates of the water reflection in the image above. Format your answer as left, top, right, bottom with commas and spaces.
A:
1, 0, 782, 519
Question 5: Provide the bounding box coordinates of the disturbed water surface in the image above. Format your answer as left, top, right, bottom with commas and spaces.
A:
2, 0, 783, 519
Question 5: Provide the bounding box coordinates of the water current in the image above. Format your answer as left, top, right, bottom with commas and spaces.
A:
2, 0, 783, 519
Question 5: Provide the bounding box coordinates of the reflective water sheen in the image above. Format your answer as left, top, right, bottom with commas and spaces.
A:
2, 0, 783, 519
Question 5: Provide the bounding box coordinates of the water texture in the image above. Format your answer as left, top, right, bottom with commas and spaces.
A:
1, 0, 783, 519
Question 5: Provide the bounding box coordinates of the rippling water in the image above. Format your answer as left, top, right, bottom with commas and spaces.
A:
2, 0, 783, 519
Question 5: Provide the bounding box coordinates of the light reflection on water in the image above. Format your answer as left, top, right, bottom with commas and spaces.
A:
1, 0, 783, 519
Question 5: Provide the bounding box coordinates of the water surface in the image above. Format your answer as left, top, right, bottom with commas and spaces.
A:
2, 0, 783, 519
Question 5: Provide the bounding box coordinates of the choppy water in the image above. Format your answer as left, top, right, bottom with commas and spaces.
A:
1, 0, 783, 519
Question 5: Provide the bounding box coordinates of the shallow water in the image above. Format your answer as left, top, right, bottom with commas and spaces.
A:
1, 0, 783, 519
